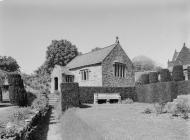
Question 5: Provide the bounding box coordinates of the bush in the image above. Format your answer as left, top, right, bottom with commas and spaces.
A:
31, 94, 48, 111
165, 95, 190, 119
160, 69, 171, 82
143, 108, 152, 114
122, 98, 133, 104
8, 74, 28, 106
154, 103, 166, 114
172, 65, 184, 81
187, 66, 190, 80
9, 107, 35, 123
149, 72, 158, 83
140, 74, 149, 85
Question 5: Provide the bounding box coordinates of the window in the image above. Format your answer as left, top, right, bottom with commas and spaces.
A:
80, 69, 89, 80
65, 75, 74, 83
114, 63, 126, 78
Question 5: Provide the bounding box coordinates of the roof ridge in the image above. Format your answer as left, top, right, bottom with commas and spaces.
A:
77, 43, 116, 57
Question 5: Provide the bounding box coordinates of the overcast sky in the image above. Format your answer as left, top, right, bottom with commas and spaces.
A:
0, 0, 190, 74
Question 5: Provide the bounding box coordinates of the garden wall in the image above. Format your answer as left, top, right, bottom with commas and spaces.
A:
79, 86, 136, 104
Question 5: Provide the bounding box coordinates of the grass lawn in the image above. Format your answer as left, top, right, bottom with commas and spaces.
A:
61, 103, 190, 140
0, 104, 16, 133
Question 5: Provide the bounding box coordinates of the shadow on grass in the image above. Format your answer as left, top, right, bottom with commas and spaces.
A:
0, 102, 12, 108
79, 104, 92, 108
28, 107, 52, 140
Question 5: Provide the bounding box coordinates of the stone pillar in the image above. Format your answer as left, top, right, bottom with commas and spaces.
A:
94, 93, 98, 104
60, 83, 79, 111
118, 96, 121, 104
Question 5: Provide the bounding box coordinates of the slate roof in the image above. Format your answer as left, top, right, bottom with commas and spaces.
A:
175, 45, 190, 65
67, 43, 117, 69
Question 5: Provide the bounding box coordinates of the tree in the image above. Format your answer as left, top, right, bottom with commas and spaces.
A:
45, 39, 78, 73
132, 55, 162, 72
0, 56, 20, 72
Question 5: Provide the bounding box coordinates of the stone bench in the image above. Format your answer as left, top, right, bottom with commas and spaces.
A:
94, 93, 121, 104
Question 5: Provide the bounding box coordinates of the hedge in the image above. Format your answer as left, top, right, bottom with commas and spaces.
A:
187, 66, 190, 80
140, 74, 149, 85
0, 87, 2, 102
136, 81, 178, 103
149, 72, 158, 83
60, 83, 79, 111
160, 69, 171, 82
8, 74, 27, 106
172, 65, 184, 81
79, 86, 136, 104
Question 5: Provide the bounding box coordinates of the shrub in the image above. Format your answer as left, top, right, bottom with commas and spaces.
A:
165, 95, 190, 119
8, 73, 28, 106
149, 72, 158, 83
187, 66, 190, 80
143, 108, 152, 114
160, 69, 171, 82
140, 74, 149, 85
31, 94, 48, 111
172, 65, 184, 81
154, 103, 166, 114
122, 98, 133, 104
9, 107, 34, 123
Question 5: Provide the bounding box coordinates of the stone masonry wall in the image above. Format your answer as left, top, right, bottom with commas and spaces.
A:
71, 65, 102, 87
102, 44, 135, 87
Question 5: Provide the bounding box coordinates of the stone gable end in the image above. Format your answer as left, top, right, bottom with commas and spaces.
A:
102, 44, 135, 87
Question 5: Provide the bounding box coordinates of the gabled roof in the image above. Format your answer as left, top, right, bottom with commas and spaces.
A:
175, 45, 190, 65
67, 43, 117, 69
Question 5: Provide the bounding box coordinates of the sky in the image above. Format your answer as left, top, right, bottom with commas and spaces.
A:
0, 0, 190, 74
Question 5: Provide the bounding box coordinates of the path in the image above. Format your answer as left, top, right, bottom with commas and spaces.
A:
47, 108, 62, 140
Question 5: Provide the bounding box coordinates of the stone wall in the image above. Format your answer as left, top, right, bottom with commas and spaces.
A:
102, 44, 135, 87
71, 65, 102, 87
60, 83, 79, 111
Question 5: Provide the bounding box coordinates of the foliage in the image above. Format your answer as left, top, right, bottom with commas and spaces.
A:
45, 39, 78, 74
154, 103, 166, 114
165, 95, 190, 119
31, 94, 48, 111
8, 73, 28, 106
0, 56, 20, 72
9, 107, 35, 123
172, 65, 184, 81
160, 69, 172, 82
132, 55, 162, 72
22, 73, 50, 94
